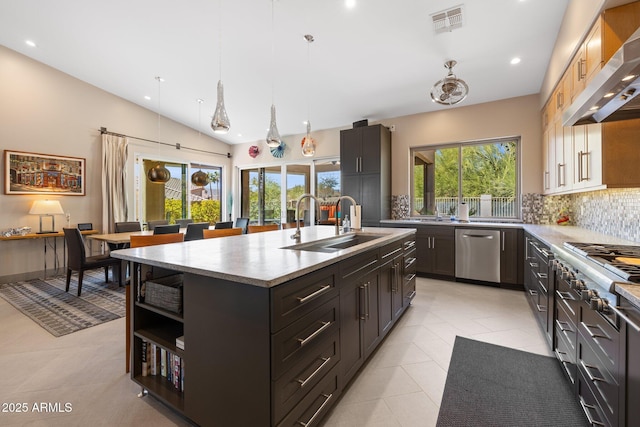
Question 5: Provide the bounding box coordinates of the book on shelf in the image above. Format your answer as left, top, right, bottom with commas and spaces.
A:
141, 340, 148, 376
173, 355, 181, 389
176, 335, 184, 350
160, 348, 167, 377
150, 343, 158, 376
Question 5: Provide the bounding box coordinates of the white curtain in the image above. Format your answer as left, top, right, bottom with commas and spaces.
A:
101, 133, 129, 233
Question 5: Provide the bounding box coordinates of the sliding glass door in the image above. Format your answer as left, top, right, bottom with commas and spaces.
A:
240, 167, 282, 225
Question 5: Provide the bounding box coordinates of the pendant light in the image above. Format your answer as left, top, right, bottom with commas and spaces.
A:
266, 0, 282, 147
211, 0, 230, 133
192, 99, 210, 187
301, 34, 316, 157
147, 76, 171, 184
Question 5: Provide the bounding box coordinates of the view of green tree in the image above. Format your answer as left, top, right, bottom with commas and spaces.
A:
317, 173, 340, 200
434, 147, 459, 198
461, 142, 516, 197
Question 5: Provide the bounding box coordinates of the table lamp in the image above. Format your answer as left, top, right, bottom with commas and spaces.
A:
29, 200, 64, 234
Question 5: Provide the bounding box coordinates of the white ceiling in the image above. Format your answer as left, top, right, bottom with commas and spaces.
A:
0, 0, 571, 145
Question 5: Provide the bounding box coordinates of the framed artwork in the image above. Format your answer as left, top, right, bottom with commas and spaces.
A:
4, 150, 85, 195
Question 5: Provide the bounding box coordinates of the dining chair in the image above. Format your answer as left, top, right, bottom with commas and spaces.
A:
175, 218, 194, 227
126, 232, 184, 373
203, 228, 243, 239
108, 221, 142, 251
63, 228, 121, 297
247, 224, 279, 233
281, 221, 304, 229
214, 221, 233, 229
147, 219, 169, 231
153, 224, 180, 235
184, 222, 211, 241
234, 217, 250, 234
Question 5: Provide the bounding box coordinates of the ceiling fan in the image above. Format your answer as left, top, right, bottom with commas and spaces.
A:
430, 60, 469, 106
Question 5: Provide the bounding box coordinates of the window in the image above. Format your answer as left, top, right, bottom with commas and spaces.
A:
238, 159, 340, 226
411, 137, 520, 220
141, 159, 222, 224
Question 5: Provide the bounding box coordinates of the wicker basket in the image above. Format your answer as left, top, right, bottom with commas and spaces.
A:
144, 274, 183, 313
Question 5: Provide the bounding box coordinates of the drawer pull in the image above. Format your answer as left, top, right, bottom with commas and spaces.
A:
582, 323, 610, 340
405, 273, 416, 282
528, 289, 538, 296
529, 262, 539, 268
405, 257, 416, 268
407, 290, 416, 300
297, 284, 332, 304
556, 290, 573, 300
580, 360, 606, 383
579, 396, 605, 426
556, 320, 573, 333
536, 272, 547, 279
297, 357, 331, 388
297, 393, 333, 427
554, 349, 568, 364
298, 321, 332, 347
536, 304, 546, 313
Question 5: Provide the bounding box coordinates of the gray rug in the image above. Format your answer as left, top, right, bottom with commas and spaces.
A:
437, 336, 588, 427
0, 270, 125, 337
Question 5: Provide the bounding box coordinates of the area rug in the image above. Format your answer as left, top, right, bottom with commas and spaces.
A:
436, 336, 588, 427
0, 270, 125, 337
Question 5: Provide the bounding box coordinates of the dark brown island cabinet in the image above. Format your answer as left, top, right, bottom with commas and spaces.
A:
340, 124, 391, 227
129, 233, 416, 427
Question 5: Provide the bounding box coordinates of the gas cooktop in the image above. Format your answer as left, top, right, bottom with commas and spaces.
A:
564, 242, 640, 283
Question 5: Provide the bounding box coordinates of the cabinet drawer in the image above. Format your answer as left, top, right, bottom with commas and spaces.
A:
380, 240, 403, 262
579, 305, 619, 374
555, 279, 579, 319
273, 331, 340, 422
340, 251, 378, 281
577, 368, 612, 427
556, 301, 577, 353
272, 297, 339, 379
403, 277, 416, 306
404, 250, 417, 275
271, 265, 339, 333
403, 238, 416, 252
577, 338, 618, 425
276, 364, 340, 427
555, 326, 577, 385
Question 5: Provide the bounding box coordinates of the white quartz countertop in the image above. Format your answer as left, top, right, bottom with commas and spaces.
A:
111, 226, 415, 288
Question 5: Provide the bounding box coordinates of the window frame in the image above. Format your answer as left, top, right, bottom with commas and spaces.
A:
410, 136, 521, 221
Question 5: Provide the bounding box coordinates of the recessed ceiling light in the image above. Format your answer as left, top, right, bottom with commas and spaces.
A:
345, 0, 356, 9
604, 92, 615, 98
25, 40, 36, 47
589, 106, 599, 111
510, 57, 521, 65
144, 95, 151, 100
622, 74, 636, 82
237, 133, 242, 137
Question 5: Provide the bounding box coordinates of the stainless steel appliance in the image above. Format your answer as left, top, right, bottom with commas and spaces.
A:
552, 241, 640, 426
455, 228, 500, 283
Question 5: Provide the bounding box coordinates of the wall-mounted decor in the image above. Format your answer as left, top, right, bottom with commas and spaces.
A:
4, 150, 85, 195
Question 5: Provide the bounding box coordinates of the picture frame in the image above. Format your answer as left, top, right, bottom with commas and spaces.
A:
4, 150, 86, 195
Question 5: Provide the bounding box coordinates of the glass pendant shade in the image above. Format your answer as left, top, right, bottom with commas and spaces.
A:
266, 104, 282, 147
147, 163, 171, 184
191, 170, 209, 187
301, 121, 315, 157
211, 80, 230, 133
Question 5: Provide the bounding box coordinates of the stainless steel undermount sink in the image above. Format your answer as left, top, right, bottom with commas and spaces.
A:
282, 232, 387, 253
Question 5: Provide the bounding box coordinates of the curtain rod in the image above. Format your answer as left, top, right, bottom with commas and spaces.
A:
100, 127, 232, 158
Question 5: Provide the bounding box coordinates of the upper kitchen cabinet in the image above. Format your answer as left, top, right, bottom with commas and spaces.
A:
569, 19, 602, 103
340, 124, 391, 227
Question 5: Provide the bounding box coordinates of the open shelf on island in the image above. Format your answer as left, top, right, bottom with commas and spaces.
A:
133, 374, 185, 414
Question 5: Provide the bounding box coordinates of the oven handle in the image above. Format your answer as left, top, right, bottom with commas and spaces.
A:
609, 305, 640, 333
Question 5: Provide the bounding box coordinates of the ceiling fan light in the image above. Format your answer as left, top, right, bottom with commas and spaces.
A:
430, 60, 469, 106
211, 80, 230, 133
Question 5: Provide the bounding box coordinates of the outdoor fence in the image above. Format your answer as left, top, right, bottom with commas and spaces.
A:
414, 196, 516, 218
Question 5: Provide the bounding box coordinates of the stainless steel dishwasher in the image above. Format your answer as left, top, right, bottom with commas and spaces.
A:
455, 228, 501, 283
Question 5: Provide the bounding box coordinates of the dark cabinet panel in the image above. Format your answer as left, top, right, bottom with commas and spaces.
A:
415, 226, 455, 277
500, 228, 523, 286
340, 124, 390, 226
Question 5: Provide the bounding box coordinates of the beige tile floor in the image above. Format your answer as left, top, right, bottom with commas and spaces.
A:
0, 277, 551, 426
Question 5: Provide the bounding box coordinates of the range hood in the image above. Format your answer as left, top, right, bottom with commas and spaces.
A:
563, 26, 640, 126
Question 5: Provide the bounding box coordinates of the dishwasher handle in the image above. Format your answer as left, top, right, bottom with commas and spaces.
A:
461, 234, 495, 239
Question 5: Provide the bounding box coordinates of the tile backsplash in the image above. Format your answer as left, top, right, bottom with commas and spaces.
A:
523, 188, 640, 243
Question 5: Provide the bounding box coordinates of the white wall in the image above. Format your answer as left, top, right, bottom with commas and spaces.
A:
0, 45, 232, 280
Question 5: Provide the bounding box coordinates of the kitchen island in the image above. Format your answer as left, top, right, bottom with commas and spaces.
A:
111, 226, 416, 427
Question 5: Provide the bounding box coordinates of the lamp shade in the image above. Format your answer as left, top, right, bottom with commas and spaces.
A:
29, 200, 64, 215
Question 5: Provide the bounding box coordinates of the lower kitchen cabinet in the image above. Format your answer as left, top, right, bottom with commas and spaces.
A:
500, 228, 523, 287
524, 232, 554, 346
415, 225, 455, 277
620, 296, 640, 427
378, 240, 404, 336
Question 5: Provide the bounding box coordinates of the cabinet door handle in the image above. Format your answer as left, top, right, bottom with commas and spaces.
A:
297, 393, 333, 427
579, 397, 605, 426
501, 231, 505, 251
297, 357, 331, 388
359, 285, 366, 320
582, 323, 610, 340
365, 282, 370, 319
298, 321, 332, 347
297, 284, 332, 304
580, 360, 606, 383
609, 305, 640, 333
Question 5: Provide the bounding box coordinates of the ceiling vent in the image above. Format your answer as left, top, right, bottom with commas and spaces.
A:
431, 5, 464, 34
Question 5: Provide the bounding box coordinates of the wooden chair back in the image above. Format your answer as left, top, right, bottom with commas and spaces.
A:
130, 233, 184, 248
203, 228, 243, 239
247, 224, 279, 233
